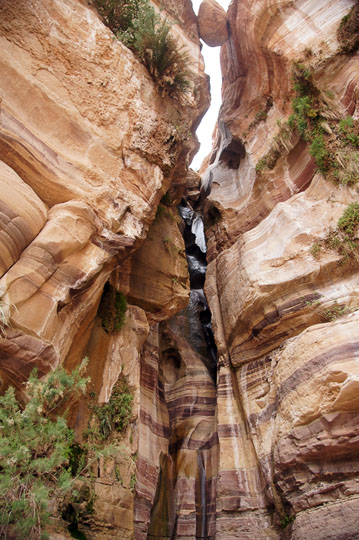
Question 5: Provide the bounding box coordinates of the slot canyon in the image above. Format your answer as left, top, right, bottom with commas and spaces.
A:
1, 1, 359, 539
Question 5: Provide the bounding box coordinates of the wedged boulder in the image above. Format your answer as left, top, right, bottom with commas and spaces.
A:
198, 0, 229, 47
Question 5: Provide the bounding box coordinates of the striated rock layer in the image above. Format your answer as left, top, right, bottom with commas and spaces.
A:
135, 318, 218, 540
3, 0, 359, 538
201, 0, 359, 539
0, 0, 212, 538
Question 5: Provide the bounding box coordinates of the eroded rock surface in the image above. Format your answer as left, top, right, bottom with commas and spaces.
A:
0, 0, 208, 385
0, 0, 210, 537
201, 0, 359, 538
2, 0, 359, 538
198, 0, 229, 47
135, 316, 218, 540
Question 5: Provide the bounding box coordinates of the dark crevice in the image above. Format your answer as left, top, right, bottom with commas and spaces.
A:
178, 200, 218, 382
218, 136, 245, 169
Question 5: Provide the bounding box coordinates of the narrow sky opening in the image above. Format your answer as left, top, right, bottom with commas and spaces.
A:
191, 0, 231, 170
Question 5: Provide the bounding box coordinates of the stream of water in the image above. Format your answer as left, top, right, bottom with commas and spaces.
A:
178, 201, 218, 381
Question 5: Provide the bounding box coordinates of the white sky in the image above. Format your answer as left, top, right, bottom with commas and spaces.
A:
191, 0, 231, 170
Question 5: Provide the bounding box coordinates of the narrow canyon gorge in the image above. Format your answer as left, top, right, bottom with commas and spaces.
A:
1, 0, 359, 539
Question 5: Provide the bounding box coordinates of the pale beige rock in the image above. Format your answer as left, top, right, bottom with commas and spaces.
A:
0, 201, 110, 363
198, 0, 229, 47
0, 0, 210, 538
66, 306, 149, 539
118, 208, 190, 321
0, 160, 47, 277
0, 0, 208, 387
0, 0, 208, 243
206, 175, 359, 366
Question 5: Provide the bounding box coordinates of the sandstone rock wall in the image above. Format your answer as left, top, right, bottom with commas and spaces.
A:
202, 0, 359, 538
0, 0, 211, 537
2, 0, 359, 538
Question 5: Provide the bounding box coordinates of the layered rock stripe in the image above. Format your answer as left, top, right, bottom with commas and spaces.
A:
204, 0, 359, 538
2, 0, 359, 539
0, 0, 212, 538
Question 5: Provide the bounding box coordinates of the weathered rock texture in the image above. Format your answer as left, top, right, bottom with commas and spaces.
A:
198, 0, 229, 47
202, 0, 359, 538
3, 0, 359, 538
135, 318, 218, 540
0, 0, 211, 537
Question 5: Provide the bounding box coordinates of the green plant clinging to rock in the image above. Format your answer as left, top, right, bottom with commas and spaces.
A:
312, 203, 359, 264
338, 202, 359, 238
0, 361, 89, 540
94, 0, 192, 99
337, 3, 359, 53
90, 375, 133, 440
255, 49, 359, 184
94, 0, 146, 35
98, 284, 127, 335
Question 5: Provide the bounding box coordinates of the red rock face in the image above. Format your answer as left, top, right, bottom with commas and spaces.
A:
135, 314, 218, 540
2, 0, 359, 537
202, 0, 359, 538
198, 0, 229, 47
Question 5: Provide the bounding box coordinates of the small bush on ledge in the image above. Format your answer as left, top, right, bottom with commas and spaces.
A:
98, 283, 127, 334
94, 0, 192, 99
88, 374, 133, 440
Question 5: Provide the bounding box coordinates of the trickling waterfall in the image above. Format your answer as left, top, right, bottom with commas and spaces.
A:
178, 201, 218, 382
144, 201, 219, 540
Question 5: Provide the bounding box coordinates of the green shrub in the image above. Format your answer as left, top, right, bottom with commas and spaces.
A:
160, 192, 172, 206
94, 0, 192, 99
323, 204, 359, 263
0, 361, 89, 540
128, 11, 191, 97
129, 472, 136, 491
338, 116, 359, 147
339, 171, 358, 186
255, 157, 267, 172
338, 202, 359, 237
255, 109, 267, 121
98, 284, 127, 334
155, 203, 166, 221
339, 116, 354, 132
310, 242, 321, 258
337, 4, 359, 53
292, 63, 316, 97
91, 375, 133, 440
280, 514, 295, 529
288, 94, 319, 140
321, 302, 352, 321
94, 0, 147, 35
309, 134, 331, 172
306, 299, 353, 321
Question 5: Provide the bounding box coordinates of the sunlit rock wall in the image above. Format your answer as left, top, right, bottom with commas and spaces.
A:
202, 0, 359, 538
0, 0, 210, 537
